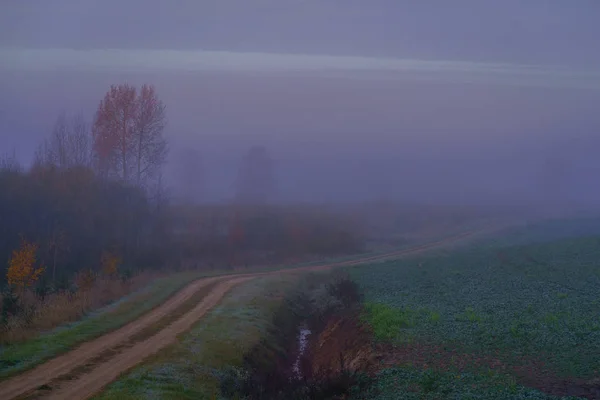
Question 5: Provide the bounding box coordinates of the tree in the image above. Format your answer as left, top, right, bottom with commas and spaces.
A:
135, 84, 168, 187
92, 84, 137, 181
0, 150, 21, 173
34, 112, 92, 170
235, 146, 275, 204
6, 238, 45, 290
47, 228, 68, 283
92, 84, 167, 187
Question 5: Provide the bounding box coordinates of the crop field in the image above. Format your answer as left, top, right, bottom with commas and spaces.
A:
349, 234, 600, 399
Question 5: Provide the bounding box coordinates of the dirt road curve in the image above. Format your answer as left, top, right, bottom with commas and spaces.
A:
0, 277, 222, 399
45, 277, 253, 400
0, 229, 482, 400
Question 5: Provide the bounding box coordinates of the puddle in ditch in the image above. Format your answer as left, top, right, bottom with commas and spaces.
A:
291, 325, 312, 380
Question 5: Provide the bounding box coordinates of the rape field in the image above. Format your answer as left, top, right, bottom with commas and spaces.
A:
350, 232, 600, 399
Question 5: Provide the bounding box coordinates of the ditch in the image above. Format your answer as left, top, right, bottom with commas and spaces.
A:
217, 271, 377, 400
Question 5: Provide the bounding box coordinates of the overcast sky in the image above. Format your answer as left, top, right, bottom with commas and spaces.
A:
1, 1, 599, 204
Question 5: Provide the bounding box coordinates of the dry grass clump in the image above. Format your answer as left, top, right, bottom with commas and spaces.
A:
0, 272, 158, 344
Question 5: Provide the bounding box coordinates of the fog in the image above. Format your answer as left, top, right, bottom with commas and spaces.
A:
2, 1, 600, 208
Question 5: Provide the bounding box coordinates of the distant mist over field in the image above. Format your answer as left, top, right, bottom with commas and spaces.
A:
1, 1, 599, 207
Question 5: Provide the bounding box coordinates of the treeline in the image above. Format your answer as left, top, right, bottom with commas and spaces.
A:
0, 162, 168, 286
172, 204, 366, 268
0, 83, 366, 289
0, 82, 365, 340
1, 84, 171, 290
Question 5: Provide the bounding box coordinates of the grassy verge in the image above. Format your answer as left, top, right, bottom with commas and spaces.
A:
0, 273, 159, 345
94, 275, 299, 399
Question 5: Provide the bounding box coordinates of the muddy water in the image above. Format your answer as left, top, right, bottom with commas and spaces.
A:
292, 325, 312, 380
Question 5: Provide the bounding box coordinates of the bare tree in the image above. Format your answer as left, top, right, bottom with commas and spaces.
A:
69, 113, 93, 168
49, 112, 68, 167
34, 111, 92, 169
151, 172, 170, 210
0, 149, 21, 173
47, 228, 69, 283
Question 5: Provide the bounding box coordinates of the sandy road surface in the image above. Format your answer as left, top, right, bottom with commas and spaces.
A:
0, 229, 483, 400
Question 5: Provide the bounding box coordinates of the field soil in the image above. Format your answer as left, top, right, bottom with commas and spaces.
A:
0, 230, 483, 400
306, 314, 600, 399
307, 315, 380, 379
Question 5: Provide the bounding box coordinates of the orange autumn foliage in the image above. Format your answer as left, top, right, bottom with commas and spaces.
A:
6, 238, 46, 288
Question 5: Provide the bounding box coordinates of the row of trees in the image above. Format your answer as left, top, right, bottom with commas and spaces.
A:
1, 82, 366, 336
1, 83, 170, 288
33, 84, 168, 190
170, 204, 365, 268
2, 82, 366, 287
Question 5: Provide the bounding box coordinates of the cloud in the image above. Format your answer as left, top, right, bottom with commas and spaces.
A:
1, 48, 600, 90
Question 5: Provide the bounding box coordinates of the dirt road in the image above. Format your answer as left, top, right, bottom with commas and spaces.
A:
0, 230, 482, 400
45, 277, 253, 400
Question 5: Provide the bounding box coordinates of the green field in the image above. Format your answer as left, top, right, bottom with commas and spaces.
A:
349, 231, 600, 399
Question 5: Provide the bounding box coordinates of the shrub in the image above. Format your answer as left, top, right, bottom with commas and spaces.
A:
6, 238, 45, 290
